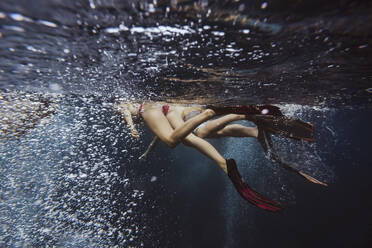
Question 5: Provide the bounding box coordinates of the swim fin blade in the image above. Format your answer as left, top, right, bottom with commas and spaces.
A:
257, 127, 327, 187
226, 159, 282, 212
298, 171, 328, 186
254, 115, 315, 142
207, 105, 283, 117
207, 105, 314, 142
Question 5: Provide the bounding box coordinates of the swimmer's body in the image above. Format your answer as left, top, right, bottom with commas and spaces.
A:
116, 101, 283, 212
116, 101, 327, 211
117, 101, 258, 173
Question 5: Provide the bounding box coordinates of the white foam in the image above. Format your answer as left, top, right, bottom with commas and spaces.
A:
261, 2, 268, 10
37, 20, 58, 28
9, 13, 32, 22
105, 25, 195, 36
4, 25, 25, 32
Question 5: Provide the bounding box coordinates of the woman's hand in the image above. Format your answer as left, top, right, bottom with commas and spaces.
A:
118, 104, 139, 139
131, 128, 140, 139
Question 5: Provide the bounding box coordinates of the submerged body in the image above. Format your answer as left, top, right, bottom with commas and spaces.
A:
116, 101, 326, 212
116, 101, 258, 173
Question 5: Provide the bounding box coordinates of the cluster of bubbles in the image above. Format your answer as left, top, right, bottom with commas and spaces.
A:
275, 104, 335, 184
0, 91, 153, 247
0, 90, 58, 139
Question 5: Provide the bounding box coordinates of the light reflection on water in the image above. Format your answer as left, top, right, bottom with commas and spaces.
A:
0, 0, 371, 105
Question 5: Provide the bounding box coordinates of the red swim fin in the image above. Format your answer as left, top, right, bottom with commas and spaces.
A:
226, 159, 282, 212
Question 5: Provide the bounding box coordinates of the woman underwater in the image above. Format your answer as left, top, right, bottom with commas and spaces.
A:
116, 101, 326, 212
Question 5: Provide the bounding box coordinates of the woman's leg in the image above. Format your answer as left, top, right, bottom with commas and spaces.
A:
142, 105, 215, 148
141, 107, 177, 147
195, 114, 258, 139
167, 107, 216, 142
165, 108, 283, 211
209, 124, 258, 138
183, 134, 228, 173
166, 111, 228, 173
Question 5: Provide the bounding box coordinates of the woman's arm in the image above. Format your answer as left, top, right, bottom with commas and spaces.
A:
119, 105, 140, 139
139, 136, 159, 161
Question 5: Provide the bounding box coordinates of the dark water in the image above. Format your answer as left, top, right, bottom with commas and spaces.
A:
0, 1, 372, 247
1, 0, 371, 106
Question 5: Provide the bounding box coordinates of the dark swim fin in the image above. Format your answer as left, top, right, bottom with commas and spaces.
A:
208, 105, 325, 186
208, 105, 314, 142
207, 105, 315, 142
257, 128, 327, 186
207, 105, 283, 117
253, 115, 315, 142
226, 159, 283, 212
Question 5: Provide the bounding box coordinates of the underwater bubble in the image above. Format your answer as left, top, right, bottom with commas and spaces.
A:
148, 3, 156, 13
49, 83, 63, 92
105, 27, 120, 33
119, 24, 129, 31
37, 20, 57, 28
358, 44, 368, 49
26, 46, 38, 52
9, 13, 30, 22
89, 0, 96, 9
212, 31, 224, 36
150, 176, 157, 182
4, 25, 25, 32
238, 4, 245, 12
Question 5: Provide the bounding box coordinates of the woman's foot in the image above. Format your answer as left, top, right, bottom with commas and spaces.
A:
204, 108, 216, 118
226, 159, 282, 212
